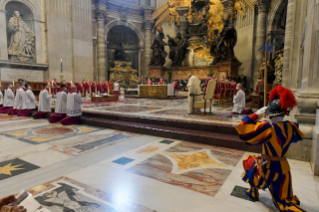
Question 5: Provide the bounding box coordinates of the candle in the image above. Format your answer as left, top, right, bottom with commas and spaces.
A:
52, 81, 53, 87
60, 59, 63, 73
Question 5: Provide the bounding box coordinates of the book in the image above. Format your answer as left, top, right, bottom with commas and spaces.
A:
14, 190, 41, 212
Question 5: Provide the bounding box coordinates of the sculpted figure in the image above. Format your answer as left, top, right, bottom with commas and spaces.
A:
8, 11, 35, 55
212, 13, 238, 65
167, 33, 186, 67
149, 27, 168, 66
114, 44, 126, 61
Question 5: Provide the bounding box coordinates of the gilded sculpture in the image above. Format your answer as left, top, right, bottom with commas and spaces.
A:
234, 0, 247, 19
273, 49, 283, 85
167, 33, 187, 66
152, 0, 224, 61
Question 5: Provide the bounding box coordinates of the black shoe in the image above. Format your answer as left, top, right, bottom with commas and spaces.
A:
33, 114, 38, 119
248, 108, 254, 114
244, 189, 259, 202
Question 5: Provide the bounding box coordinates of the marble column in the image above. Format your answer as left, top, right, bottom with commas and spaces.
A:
282, 0, 295, 88
96, 9, 107, 81
143, 20, 153, 81
253, 0, 270, 87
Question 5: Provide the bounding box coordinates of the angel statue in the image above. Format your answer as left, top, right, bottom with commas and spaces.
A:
234, 0, 246, 19
149, 27, 168, 66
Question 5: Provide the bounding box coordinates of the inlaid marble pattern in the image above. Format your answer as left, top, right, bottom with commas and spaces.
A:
3, 124, 101, 145
136, 146, 160, 155
28, 176, 157, 212
0, 158, 39, 181
0, 114, 27, 121
54, 132, 135, 156
82, 98, 243, 125
127, 142, 244, 197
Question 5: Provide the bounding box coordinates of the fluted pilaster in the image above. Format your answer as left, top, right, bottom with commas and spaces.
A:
143, 20, 153, 81
253, 0, 270, 86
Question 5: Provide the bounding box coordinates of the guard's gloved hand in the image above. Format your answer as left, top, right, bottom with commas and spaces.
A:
256, 106, 268, 119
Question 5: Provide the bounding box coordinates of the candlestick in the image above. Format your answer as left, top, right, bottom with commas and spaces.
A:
60, 59, 63, 73
13, 81, 14, 87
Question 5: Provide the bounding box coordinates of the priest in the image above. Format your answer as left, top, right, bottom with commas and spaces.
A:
146, 78, 153, 85
231, 83, 252, 115
8, 81, 25, 115
0, 83, 14, 113
91, 81, 96, 94
158, 78, 165, 85
17, 83, 36, 117
33, 83, 52, 119
187, 73, 201, 114
60, 84, 83, 125
49, 84, 68, 123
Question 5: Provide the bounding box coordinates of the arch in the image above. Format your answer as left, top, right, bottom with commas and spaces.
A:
105, 20, 144, 49
1, 0, 41, 20
268, 0, 288, 32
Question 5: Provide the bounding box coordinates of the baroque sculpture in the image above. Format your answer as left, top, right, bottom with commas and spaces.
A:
149, 27, 167, 66
167, 33, 187, 66
234, 0, 246, 19
8, 11, 36, 62
114, 44, 126, 61
211, 13, 238, 65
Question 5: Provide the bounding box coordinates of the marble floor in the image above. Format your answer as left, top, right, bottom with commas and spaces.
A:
81, 97, 245, 126
0, 115, 318, 212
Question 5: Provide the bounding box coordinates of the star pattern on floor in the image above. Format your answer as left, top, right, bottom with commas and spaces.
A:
0, 163, 24, 176
163, 149, 234, 174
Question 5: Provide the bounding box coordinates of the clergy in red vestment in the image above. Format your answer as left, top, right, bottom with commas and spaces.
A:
146, 78, 153, 85
84, 80, 90, 94
255, 79, 264, 94
158, 78, 165, 85
173, 81, 178, 96
49, 84, 68, 123
91, 81, 96, 94
60, 84, 83, 125
53, 79, 58, 95
34, 83, 52, 119
102, 81, 108, 93
203, 74, 212, 99
0, 83, 14, 113
108, 81, 113, 93
97, 81, 102, 94
17, 83, 36, 117
8, 81, 25, 115
77, 82, 83, 95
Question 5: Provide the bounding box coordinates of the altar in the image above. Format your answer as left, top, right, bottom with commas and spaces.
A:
138, 85, 174, 98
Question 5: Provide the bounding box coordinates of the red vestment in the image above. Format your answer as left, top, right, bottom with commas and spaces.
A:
146, 80, 153, 85
158, 80, 165, 85
97, 83, 102, 93
102, 83, 108, 93
53, 82, 58, 95
108, 82, 113, 90
77, 83, 83, 94
91, 83, 96, 93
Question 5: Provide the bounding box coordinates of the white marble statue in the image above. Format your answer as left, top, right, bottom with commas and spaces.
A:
8, 11, 35, 60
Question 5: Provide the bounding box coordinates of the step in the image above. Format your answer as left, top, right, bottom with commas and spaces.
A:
82, 111, 239, 135
80, 116, 261, 153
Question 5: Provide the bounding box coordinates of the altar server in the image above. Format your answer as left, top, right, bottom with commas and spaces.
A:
236, 85, 307, 212
8, 81, 25, 115
146, 78, 153, 85
60, 84, 83, 125
231, 83, 251, 114
113, 81, 120, 95
0, 83, 14, 113
34, 83, 52, 119
187, 73, 201, 114
17, 83, 36, 117
49, 84, 68, 123
158, 78, 165, 85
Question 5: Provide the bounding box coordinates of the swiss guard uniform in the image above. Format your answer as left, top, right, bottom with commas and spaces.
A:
236, 85, 307, 212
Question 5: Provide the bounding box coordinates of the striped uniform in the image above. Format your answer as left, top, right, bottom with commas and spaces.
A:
236, 114, 307, 212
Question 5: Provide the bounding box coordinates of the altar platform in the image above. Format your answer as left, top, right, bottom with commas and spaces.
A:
75, 98, 261, 153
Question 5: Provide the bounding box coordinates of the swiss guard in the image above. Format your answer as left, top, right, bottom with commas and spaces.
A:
236, 85, 307, 212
